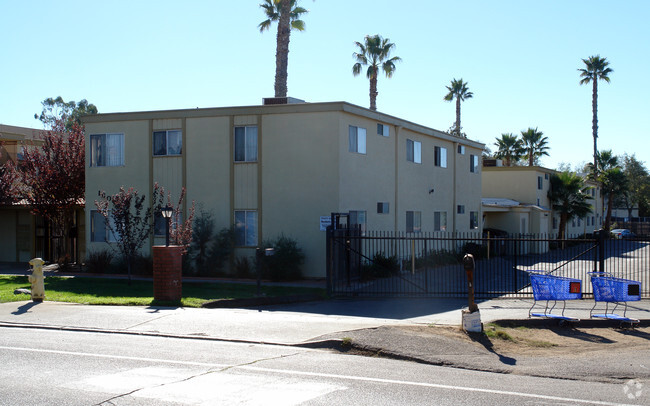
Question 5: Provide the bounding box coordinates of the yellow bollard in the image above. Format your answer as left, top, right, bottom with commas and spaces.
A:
28, 258, 45, 302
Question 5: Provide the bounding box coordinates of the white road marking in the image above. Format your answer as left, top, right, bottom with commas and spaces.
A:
1, 345, 637, 406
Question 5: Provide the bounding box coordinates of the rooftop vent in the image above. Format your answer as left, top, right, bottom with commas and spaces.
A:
263, 97, 306, 105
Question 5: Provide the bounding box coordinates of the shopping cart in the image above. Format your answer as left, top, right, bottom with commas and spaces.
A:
589, 272, 641, 325
528, 271, 582, 322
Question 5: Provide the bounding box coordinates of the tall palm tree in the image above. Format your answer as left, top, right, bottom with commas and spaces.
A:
493, 133, 523, 166
259, 0, 308, 98
548, 172, 593, 240
443, 79, 473, 137
352, 34, 401, 111
520, 127, 549, 166
578, 55, 613, 173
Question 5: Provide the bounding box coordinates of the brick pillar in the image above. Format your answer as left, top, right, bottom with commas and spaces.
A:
153, 246, 183, 302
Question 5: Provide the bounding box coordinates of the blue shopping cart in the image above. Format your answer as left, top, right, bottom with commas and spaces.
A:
589, 272, 641, 325
528, 271, 582, 322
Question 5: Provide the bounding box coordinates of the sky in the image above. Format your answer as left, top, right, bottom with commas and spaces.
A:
2, 0, 648, 170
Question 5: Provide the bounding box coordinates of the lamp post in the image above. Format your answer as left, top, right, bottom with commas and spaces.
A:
161, 205, 173, 247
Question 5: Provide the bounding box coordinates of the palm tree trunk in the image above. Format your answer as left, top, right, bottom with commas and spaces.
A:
455, 97, 461, 135
558, 214, 567, 241
592, 79, 598, 172
369, 74, 378, 111
274, 0, 291, 98
604, 193, 613, 230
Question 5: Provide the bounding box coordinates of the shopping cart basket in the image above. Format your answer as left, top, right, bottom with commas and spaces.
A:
528, 271, 582, 322
589, 272, 641, 324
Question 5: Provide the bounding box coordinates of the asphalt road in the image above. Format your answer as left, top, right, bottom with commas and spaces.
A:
1, 327, 645, 406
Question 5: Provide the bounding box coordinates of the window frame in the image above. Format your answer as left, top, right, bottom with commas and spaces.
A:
406, 139, 422, 164
234, 210, 258, 247
377, 202, 390, 214
537, 176, 543, 190
406, 211, 422, 233
377, 123, 389, 137
434, 146, 448, 168
90, 133, 125, 167
153, 130, 182, 157
457, 205, 465, 214
470, 154, 479, 173
434, 211, 447, 231
234, 126, 258, 163
348, 125, 367, 154
457, 145, 465, 155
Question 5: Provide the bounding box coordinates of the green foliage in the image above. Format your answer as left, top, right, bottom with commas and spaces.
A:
352, 34, 401, 110
520, 127, 549, 166
261, 234, 305, 281
35, 96, 98, 130
548, 172, 592, 239
209, 227, 236, 272
233, 256, 253, 279
85, 249, 115, 274
362, 252, 400, 279
416, 249, 459, 268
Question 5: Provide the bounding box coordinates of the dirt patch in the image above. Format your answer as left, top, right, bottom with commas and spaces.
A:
397, 323, 650, 358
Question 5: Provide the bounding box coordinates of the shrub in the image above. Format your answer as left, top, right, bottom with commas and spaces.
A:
233, 256, 253, 279
361, 252, 399, 279
189, 208, 215, 275
85, 249, 114, 274
261, 235, 305, 281
209, 227, 235, 272
113, 253, 153, 276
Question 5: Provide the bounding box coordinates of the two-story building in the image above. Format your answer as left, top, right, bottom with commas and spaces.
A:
482, 163, 602, 243
83, 100, 484, 278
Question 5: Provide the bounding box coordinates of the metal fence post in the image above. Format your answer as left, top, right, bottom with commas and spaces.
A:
598, 228, 606, 273
326, 226, 332, 296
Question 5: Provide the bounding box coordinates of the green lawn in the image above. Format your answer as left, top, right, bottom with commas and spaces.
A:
0, 276, 326, 308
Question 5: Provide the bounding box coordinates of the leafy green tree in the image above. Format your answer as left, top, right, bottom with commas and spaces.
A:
578, 55, 613, 173
621, 154, 650, 218
259, 0, 308, 98
352, 34, 401, 111
587, 150, 627, 230
548, 172, 593, 239
493, 133, 523, 166
520, 127, 549, 166
35, 96, 98, 130
444, 78, 473, 137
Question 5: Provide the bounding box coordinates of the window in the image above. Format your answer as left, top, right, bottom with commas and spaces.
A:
234, 210, 257, 246
90, 133, 124, 167
406, 211, 421, 233
153, 130, 182, 156
591, 189, 595, 197
90, 210, 117, 242
234, 126, 258, 162
545, 173, 549, 180
406, 139, 421, 163
553, 217, 558, 229
457, 145, 465, 154
434, 211, 447, 231
572, 218, 576, 227
470, 211, 479, 229
457, 205, 465, 214
578, 218, 582, 227
349, 210, 367, 234
591, 216, 595, 226
434, 146, 447, 168
470, 154, 479, 173
348, 126, 367, 154
537, 176, 543, 190
377, 123, 389, 137
377, 202, 389, 214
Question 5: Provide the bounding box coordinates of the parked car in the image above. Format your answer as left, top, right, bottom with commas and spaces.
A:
610, 229, 635, 239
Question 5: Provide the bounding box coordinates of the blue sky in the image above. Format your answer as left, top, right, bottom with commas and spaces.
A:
2, 0, 648, 170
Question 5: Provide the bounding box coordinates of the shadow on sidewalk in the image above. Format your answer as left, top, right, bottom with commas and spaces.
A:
12, 301, 40, 315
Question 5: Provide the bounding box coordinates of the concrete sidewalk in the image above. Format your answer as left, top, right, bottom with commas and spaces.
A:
1, 297, 649, 345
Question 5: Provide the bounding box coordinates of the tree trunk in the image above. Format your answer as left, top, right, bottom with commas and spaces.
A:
604, 193, 613, 231
558, 214, 567, 241
455, 97, 461, 135
274, 0, 291, 98
592, 78, 598, 172
369, 73, 378, 111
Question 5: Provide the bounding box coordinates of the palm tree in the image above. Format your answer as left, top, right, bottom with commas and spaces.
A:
520, 127, 549, 166
443, 79, 473, 137
493, 133, 523, 166
259, 0, 308, 98
352, 34, 401, 111
578, 55, 613, 173
548, 172, 593, 240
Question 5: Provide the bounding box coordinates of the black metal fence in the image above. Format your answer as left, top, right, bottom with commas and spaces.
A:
326, 228, 650, 299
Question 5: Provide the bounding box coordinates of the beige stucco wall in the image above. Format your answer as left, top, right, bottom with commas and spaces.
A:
82, 102, 485, 277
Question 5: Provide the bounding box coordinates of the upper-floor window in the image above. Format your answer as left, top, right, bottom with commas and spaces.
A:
153, 130, 182, 156
349, 126, 367, 154
457, 205, 465, 214
470, 154, 479, 173
434, 146, 447, 168
377, 202, 389, 214
377, 123, 389, 137
90, 133, 124, 167
457, 145, 465, 155
406, 139, 421, 163
406, 211, 421, 233
234, 126, 258, 162
537, 176, 543, 190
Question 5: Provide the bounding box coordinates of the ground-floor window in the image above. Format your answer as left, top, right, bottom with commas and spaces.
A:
235, 210, 258, 246
406, 211, 421, 233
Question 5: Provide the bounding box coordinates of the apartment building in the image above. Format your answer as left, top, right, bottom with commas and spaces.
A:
83, 101, 484, 277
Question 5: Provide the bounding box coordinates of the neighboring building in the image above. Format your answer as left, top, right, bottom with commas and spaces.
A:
83, 101, 484, 278
0, 124, 85, 264
482, 164, 602, 242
